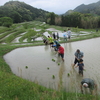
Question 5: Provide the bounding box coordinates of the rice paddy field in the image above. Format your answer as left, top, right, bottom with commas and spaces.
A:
0, 21, 100, 100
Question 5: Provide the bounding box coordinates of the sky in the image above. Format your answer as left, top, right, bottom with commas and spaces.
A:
0, 0, 100, 14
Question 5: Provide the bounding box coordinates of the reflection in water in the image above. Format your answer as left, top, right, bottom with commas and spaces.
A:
44, 45, 49, 51
68, 43, 72, 53
64, 42, 72, 53
58, 62, 65, 91
3, 37, 100, 94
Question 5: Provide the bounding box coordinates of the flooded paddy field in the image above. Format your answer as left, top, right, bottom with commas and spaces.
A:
3, 37, 100, 94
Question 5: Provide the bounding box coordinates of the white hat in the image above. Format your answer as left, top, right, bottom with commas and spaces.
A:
83, 83, 88, 88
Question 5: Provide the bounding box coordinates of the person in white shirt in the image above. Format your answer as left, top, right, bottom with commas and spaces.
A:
63, 30, 67, 41
67, 29, 71, 40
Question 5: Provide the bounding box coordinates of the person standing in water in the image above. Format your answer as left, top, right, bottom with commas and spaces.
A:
63, 30, 67, 41
75, 59, 84, 77
57, 32, 59, 40
73, 49, 84, 67
67, 29, 71, 41
58, 45, 64, 61
52, 32, 56, 39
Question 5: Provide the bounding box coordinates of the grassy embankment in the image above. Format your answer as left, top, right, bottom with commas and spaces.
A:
0, 21, 100, 100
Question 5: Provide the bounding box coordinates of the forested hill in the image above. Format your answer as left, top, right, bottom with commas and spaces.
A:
74, 1, 100, 15
0, 1, 49, 23
64, 1, 100, 16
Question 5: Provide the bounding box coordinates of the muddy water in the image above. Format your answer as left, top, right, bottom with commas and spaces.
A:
3, 37, 100, 94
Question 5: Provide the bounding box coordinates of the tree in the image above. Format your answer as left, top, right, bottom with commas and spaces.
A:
49, 12, 55, 25
11, 11, 22, 23
0, 17, 13, 27
61, 15, 66, 26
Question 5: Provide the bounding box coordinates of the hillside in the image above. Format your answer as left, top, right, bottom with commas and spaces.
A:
0, 1, 49, 23
74, 1, 100, 15
64, 1, 100, 16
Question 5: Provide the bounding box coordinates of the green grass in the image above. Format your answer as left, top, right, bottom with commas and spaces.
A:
0, 21, 100, 99
0, 44, 100, 100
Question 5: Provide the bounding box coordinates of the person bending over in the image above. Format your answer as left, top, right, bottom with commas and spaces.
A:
80, 78, 97, 95
58, 45, 64, 61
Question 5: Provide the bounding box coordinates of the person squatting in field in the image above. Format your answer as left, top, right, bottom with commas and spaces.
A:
43, 38, 48, 45
48, 36, 54, 47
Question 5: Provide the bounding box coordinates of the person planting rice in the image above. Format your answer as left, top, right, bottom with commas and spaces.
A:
80, 78, 97, 95
43, 38, 48, 45
54, 40, 60, 51
75, 59, 84, 77
58, 45, 64, 61
73, 49, 84, 67
48, 36, 54, 47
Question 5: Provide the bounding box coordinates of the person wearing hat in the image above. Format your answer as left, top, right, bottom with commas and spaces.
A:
80, 78, 97, 95
73, 49, 84, 67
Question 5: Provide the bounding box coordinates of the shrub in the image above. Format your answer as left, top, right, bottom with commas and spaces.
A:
0, 17, 13, 27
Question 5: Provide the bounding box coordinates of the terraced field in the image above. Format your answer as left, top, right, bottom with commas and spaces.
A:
0, 21, 95, 46
1, 21, 100, 99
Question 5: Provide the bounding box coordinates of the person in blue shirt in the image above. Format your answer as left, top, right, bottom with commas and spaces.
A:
54, 40, 60, 51
52, 40, 60, 51
63, 30, 67, 41
75, 59, 84, 77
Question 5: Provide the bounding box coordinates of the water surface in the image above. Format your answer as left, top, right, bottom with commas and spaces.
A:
4, 37, 100, 94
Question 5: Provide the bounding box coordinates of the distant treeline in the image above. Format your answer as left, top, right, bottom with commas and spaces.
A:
47, 12, 100, 29
0, 1, 100, 29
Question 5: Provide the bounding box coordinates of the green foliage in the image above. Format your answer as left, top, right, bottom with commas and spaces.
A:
0, 30, 17, 43
0, 1, 49, 23
4, 29, 25, 43
0, 27, 12, 34
58, 63, 60, 65
23, 23, 29, 29
67, 73, 70, 77
0, 17, 13, 27
52, 75, 55, 79
60, 12, 100, 29
19, 29, 37, 42
74, 1, 100, 16
52, 59, 55, 62
48, 12, 55, 25
61, 12, 81, 27
47, 67, 49, 70
25, 66, 28, 69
